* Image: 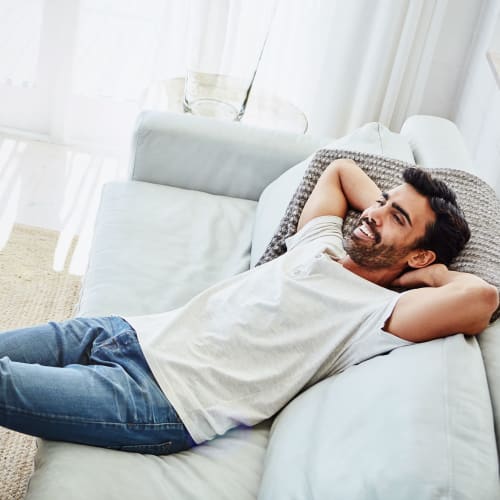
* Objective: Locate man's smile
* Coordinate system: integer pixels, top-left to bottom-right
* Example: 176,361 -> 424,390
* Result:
353,219 -> 381,244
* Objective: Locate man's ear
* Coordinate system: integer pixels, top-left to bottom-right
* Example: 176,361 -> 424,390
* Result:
407,249 -> 436,269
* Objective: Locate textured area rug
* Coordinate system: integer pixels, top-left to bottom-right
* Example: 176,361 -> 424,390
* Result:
0,224 -> 81,500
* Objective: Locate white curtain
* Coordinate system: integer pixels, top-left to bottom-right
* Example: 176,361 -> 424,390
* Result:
257,0 -> 448,136
455,0 -> 500,196
0,0 -> 447,150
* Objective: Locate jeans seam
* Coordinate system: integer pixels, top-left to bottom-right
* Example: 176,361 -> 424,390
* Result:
0,402 -> 184,429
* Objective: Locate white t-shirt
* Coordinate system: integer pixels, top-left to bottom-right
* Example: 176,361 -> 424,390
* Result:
126,216 -> 412,444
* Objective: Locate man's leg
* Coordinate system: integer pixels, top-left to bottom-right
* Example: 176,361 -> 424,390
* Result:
0,316 -> 123,367
0,317 -> 195,454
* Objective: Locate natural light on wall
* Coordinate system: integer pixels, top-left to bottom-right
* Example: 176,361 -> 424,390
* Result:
0,0 -> 43,87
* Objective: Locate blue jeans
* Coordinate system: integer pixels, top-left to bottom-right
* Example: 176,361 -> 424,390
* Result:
0,316 -> 195,455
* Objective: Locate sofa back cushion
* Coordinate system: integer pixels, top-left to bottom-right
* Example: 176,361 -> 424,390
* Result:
78,181 -> 257,317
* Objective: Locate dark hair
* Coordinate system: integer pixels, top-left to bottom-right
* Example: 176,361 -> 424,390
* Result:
402,167 -> 470,265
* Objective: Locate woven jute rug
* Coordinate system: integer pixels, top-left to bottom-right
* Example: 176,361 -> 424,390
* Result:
0,224 -> 81,500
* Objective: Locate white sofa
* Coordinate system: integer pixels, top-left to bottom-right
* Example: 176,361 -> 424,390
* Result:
25,111 -> 500,500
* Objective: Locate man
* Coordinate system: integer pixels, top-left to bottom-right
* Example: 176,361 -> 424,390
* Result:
0,160 -> 497,455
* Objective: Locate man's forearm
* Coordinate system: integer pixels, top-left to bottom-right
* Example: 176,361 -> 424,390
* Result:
298,159 -> 380,229
333,160 -> 381,212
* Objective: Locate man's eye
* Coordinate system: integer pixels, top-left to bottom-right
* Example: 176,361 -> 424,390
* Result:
376,199 -> 385,206
393,214 -> 404,225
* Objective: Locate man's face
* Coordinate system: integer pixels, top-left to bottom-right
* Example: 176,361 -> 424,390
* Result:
343,183 -> 436,269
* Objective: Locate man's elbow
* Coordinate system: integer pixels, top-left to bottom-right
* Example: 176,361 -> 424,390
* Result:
467,284 -> 499,335
483,283 -> 499,316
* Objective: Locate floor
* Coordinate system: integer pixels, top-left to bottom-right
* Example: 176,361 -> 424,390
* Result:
0,131 -> 129,275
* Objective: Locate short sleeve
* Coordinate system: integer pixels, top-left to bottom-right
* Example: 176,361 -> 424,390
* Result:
285,215 -> 346,257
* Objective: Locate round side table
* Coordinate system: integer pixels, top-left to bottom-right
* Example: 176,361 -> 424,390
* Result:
142,77 -> 308,134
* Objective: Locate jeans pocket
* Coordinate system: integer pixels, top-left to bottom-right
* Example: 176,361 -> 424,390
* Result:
92,329 -> 140,364
114,440 -> 173,455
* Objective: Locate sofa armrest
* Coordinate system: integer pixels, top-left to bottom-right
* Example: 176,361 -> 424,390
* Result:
478,318 -> 500,460
400,115 -> 475,172
128,111 -> 327,201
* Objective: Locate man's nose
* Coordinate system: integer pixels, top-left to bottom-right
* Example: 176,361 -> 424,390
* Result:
365,206 -> 382,226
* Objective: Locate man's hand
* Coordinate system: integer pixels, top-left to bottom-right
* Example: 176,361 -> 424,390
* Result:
391,263 -> 448,289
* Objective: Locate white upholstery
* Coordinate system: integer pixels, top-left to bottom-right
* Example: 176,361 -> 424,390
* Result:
129,111 -> 327,201
28,424 -> 270,500
79,181 -> 256,316
400,115 -> 475,173
258,335 -> 498,499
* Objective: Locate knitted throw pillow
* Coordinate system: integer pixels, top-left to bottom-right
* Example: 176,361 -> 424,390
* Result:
255,149 -> 500,322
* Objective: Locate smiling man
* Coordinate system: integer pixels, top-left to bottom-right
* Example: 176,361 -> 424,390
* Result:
0,159 -> 498,455
299,158 -> 498,342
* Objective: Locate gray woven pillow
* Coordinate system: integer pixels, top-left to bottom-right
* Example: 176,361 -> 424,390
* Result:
256,149 -> 500,322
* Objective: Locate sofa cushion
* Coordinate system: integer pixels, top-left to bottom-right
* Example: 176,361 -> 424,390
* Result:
258,335 -> 499,500
250,122 -> 415,266
27,422 -> 270,500
78,181 -> 256,317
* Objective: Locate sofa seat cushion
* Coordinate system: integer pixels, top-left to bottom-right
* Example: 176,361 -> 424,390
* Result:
26,422 -> 270,500
78,181 -> 257,317
258,335 -> 499,500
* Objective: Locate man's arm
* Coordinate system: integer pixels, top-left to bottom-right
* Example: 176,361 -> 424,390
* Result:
386,264 -> 499,342
298,159 -> 381,230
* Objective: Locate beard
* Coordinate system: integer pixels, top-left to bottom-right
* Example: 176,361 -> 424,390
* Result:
343,217 -> 416,269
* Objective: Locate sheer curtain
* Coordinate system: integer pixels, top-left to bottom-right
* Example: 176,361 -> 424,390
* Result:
0,0 -> 447,150
256,0 -> 448,136
455,0 -> 500,196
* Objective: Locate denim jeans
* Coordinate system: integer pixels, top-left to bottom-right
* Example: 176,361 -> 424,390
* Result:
0,316 -> 195,455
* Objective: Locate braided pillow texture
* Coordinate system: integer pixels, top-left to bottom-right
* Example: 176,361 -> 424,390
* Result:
256,149 -> 500,322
